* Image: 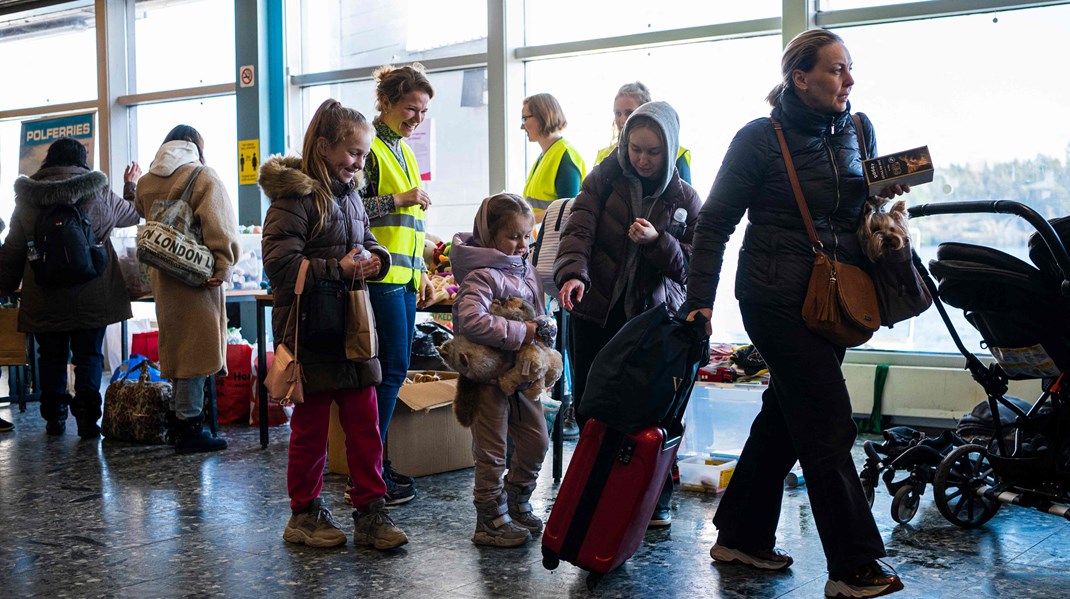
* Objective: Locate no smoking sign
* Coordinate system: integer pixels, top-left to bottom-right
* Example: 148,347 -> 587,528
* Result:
239,65 -> 255,88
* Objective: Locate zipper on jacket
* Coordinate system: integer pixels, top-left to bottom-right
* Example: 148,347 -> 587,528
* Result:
822,128 -> 841,256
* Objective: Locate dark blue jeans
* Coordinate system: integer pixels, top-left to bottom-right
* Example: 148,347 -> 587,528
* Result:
35,327 -> 107,397
368,282 -> 416,445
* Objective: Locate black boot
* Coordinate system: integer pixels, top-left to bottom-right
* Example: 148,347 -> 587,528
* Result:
72,391 -> 103,439
165,410 -> 180,445
40,392 -> 71,436
175,414 -> 227,454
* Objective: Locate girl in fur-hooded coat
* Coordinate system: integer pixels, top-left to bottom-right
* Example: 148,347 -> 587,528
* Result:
258,155 -> 390,392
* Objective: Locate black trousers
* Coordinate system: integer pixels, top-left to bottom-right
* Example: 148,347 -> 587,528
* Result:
712,302 -> 885,575
569,301 -> 673,509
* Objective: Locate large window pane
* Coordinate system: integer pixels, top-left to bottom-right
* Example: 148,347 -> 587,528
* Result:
524,0 -> 780,46
0,4 -> 97,111
836,4 -> 1070,353
297,0 -> 487,74
525,36 -> 782,343
134,0 -> 235,93
134,96 -> 239,215
299,69 -> 489,242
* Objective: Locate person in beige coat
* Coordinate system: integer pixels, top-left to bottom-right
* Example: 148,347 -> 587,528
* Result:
135,125 -> 240,454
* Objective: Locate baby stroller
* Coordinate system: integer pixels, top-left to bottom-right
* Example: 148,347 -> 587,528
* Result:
908,200 -> 1070,528
859,427 -> 964,524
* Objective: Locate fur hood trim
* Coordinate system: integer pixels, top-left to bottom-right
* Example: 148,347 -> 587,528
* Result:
258,154 -> 366,203
14,168 -> 107,208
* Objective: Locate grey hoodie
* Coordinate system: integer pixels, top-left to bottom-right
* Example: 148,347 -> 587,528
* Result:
617,100 -> 681,201
614,101 -> 682,307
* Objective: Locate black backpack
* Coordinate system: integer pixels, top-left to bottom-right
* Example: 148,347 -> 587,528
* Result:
577,303 -> 710,433
29,200 -> 107,286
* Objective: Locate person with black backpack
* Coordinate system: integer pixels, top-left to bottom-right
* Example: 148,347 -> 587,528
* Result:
0,137 -> 140,437
554,101 -> 702,528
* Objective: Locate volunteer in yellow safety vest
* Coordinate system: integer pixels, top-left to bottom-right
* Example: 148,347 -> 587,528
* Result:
592,82 -> 692,185
520,93 -> 586,223
358,63 -> 434,506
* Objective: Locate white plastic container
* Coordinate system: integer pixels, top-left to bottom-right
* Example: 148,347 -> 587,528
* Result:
678,455 -> 736,493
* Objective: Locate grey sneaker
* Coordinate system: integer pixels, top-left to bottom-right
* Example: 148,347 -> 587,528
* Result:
505,481 -> 543,533
473,497 -> 531,547
353,498 -> 409,550
710,543 -> 793,570
283,498 -> 347,548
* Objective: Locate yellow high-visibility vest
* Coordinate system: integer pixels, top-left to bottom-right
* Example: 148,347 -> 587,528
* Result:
594,144 -> 692,170
368,136 -> 425,288
522,138 -> 587,213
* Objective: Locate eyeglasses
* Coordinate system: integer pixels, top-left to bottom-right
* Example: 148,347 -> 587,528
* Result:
521,114 -> 534,123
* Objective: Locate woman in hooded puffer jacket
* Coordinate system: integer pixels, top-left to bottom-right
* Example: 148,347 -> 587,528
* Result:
0,137 -> 139,438
554,100 -> 702,528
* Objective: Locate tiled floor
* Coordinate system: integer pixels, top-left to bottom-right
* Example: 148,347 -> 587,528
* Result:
2,385 -> 1070,598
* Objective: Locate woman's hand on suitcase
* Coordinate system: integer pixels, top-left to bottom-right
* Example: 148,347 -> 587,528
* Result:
687,308 -> 713,337
204,277 -> 223,288
559,279 -> 584,312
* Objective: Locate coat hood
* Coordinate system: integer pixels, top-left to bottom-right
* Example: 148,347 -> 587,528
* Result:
618,100 -> 680,199
257,154 -> 366,202
148,140 -> 202,176
451,232 -> 530,287
14,166 -> 108,208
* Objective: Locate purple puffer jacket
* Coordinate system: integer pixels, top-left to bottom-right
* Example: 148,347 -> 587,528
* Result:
451,232 -> 544,352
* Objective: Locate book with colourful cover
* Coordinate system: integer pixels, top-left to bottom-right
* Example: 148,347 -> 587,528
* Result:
863,146 -> 933,196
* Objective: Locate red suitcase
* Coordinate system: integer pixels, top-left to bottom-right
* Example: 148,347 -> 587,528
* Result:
541,418 -> 681,590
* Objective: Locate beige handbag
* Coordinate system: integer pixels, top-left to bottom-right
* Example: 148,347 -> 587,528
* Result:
345,272 -> 378,362
265,259 -> 309,405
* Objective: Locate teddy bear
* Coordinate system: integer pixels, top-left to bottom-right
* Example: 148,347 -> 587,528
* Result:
439,297 -> 563,426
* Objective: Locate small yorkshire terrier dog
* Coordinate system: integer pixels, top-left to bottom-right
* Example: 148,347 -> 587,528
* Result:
859,198 -> 910,262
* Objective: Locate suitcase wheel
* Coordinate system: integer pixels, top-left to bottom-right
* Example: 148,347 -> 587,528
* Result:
541,547 -> 560,571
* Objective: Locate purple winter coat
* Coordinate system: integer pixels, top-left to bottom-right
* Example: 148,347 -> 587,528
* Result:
451,232 -> 544,352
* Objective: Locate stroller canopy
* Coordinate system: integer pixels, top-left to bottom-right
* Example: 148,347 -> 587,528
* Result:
929,241 -> 1070,377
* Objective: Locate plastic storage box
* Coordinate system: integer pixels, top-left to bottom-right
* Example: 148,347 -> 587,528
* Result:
678,455 -> 736,493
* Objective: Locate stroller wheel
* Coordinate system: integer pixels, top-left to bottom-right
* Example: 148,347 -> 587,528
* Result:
933,444 -> 1002,528
891,485 -> 921,524
861,475 -> 876,509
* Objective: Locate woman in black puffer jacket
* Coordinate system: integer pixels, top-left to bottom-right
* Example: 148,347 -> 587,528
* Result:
685,30 -> 907,598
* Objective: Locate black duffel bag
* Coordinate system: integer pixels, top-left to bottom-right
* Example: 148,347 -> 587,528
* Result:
577,303 -> 710,434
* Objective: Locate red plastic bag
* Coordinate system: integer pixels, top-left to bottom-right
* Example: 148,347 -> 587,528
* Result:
131,331 -> 159,361
250,351 -> 292,427
215,343 -> 253,425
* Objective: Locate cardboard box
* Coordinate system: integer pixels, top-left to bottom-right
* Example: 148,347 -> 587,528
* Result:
863,145 -> 933,196
328,370 -> 473,477
678,455 -> 736,494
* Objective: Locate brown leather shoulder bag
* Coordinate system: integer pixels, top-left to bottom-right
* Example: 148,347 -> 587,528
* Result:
771,117 -> 880,347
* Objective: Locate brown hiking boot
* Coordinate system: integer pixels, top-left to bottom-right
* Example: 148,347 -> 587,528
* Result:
472,496 -> 531,548
505,481 -> 543,533
283,498 -> 347,548
353,498 -> 409,550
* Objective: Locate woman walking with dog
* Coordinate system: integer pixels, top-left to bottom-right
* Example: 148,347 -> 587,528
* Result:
683,29 -> 907,598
